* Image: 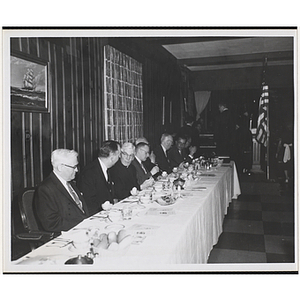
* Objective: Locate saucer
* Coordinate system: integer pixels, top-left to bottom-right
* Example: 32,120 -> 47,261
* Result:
105,224 -> 125,231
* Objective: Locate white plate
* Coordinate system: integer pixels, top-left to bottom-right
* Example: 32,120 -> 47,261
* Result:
156,197 -> 176,206
105,223 -> 125,231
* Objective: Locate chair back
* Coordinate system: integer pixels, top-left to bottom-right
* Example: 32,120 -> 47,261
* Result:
18,188 -> 39,232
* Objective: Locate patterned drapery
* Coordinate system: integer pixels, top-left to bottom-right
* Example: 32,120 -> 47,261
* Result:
104,45 -> 143,144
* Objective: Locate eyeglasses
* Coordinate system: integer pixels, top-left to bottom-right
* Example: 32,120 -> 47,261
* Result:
62,163 -> 79,170
121,151 -> 135,159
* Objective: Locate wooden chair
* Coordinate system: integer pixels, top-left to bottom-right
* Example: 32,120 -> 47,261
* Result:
15,188 -> 58,251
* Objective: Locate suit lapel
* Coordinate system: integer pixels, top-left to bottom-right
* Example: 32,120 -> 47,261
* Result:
163,146 -> 170,163
49,172 -> 73,200
70,181 -> 89,215
49,172 -> 86,215
133,158 -> 145,174
96,159 -> 114,196
96,159 -> 107,181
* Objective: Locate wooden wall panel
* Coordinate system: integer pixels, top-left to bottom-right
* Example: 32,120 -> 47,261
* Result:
11,37 -> 106,203
10,37 -> 183,242
142,57 -> 182,147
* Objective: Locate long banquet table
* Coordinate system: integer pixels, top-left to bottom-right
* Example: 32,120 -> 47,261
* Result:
11,162 -> 240,272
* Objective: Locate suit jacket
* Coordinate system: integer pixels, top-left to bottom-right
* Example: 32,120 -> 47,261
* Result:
143,157 -> 156,173
214,109 -> 235,156
153,144 -> 172,174
34,172 -> 88,233
131,158 -> 152,185
109,160 -> 140,200
77,159 -> 114,216
168,146 -> 192,168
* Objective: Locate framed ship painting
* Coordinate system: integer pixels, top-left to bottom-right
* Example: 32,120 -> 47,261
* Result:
11,50 -> 50,112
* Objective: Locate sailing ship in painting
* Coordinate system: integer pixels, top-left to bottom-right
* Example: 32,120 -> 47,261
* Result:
11,63 -> 46,109
22,68 -> 37,91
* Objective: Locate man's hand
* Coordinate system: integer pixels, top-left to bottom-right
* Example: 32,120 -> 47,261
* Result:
150,166 -> 159,175
189,146 -> 197,156
140,177 -> 154,190
149,151 -> 156,164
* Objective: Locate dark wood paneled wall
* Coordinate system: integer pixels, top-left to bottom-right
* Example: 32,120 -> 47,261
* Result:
11,37 -> 106,204
10,36 -> 183,208
143,57 -> 183,147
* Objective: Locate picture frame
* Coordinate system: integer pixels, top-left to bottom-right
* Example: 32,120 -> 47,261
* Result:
11,50 -> 50,113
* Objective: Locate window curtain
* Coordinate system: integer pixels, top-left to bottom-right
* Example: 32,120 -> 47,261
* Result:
194,91 -> 211,120
104,45 -> 143,144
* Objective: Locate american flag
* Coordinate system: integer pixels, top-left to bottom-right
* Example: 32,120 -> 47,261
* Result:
255,84 -> 269,147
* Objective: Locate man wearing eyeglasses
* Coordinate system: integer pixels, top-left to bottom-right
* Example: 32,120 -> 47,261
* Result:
168,134 -> 195,168
131,142 -> 159,186
78,140 -> 121,216
34,149 -> 89,233
109,142 -> 140,200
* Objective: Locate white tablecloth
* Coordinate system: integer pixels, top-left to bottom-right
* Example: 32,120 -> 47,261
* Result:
10,163 -> 240,272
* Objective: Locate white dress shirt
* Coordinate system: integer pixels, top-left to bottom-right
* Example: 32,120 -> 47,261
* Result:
98,157 -> 108,181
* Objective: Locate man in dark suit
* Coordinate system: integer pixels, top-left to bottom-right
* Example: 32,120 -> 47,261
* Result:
168,134 -> 195,168
34,149 -> 89,233
134,137 -> 157,172
214,102 -> 235,157
131,142 -> 159,186
109,142 -> 140,200
153,133 -> 173,174
78,140 -> 120,216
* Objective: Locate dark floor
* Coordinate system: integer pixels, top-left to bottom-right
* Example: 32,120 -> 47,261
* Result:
208,172 -> 295,264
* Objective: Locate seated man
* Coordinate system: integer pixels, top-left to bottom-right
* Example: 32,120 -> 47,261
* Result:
131,142 -> 159,186
34,149 -> 89,233
168,134 -> 196,168
135,137 -> 157,171
153,133 -> 173,174
78,140 -> 120,216
109,142 -> 140,200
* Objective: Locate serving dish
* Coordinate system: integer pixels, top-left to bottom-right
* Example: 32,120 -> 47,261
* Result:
156,195 -> 176,206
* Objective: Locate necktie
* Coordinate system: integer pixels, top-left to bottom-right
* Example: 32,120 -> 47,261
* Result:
67,182 -> 84,213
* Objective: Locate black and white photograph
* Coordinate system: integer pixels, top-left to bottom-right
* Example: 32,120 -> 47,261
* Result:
2,27 -> 297,276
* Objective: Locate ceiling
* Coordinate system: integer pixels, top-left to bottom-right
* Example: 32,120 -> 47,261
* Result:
136,36 -> 294,90
50,35 -> 295,90
149,36 -> 294,72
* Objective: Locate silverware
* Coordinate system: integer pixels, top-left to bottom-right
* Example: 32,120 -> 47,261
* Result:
46,240 -> 73,248
89,215 -> 108,220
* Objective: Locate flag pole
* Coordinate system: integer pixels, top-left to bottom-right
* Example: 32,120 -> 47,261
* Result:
266,89 -> 270,180
263,57 -> 270,180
